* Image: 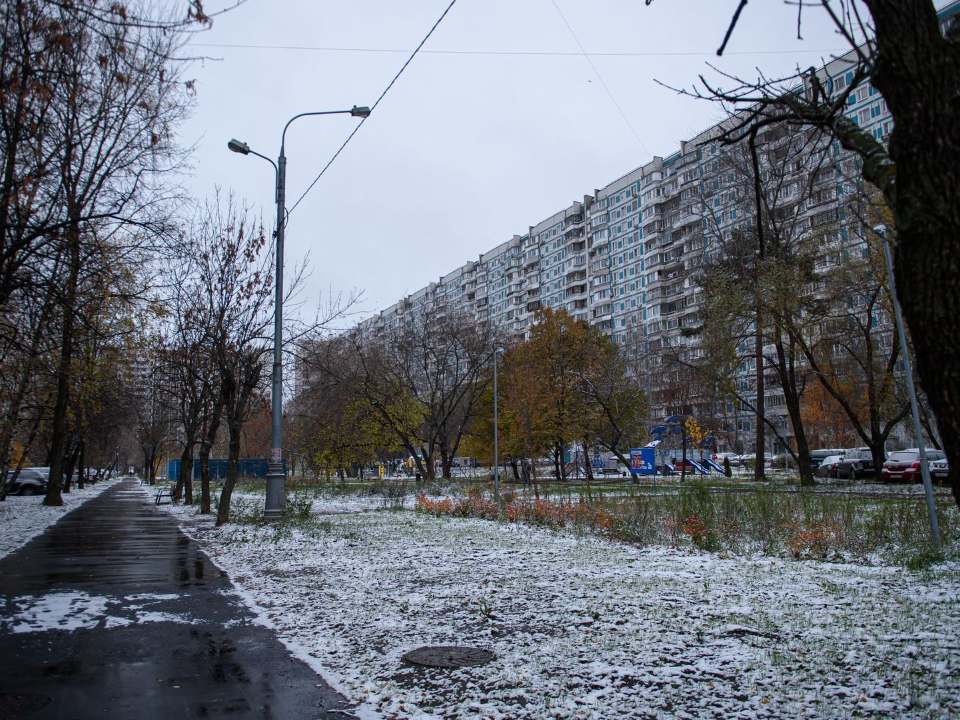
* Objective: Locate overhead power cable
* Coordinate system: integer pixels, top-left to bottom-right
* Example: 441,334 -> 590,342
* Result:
287,0 -> 459,217
549,0 -> 650,158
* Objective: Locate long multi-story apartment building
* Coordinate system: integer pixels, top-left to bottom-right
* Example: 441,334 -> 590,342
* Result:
357,1 -> 959,449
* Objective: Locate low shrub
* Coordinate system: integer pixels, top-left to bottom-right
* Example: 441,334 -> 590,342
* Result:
414,483 -> 959,565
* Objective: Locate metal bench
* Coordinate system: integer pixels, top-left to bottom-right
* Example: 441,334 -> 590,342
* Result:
154,486 -> 175,505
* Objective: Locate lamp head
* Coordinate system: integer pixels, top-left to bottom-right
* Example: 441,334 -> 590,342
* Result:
350,106 -> 372,118
227,139 -> 251,155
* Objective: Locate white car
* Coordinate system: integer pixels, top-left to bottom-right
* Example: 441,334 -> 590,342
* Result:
818,454 -> 844,478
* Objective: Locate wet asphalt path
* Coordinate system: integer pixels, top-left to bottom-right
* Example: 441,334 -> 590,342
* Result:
0,480 -> 349,719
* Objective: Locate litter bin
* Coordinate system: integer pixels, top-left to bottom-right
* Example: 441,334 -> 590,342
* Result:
415,472 -> 422,480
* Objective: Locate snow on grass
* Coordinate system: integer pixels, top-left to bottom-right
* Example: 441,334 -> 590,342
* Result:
158,491 -> 960,719
0,479 -> 121,560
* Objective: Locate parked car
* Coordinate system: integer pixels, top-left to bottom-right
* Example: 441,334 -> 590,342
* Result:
3,468 -> 48,496
809,449 -> 845,466
835,447 -> 884,479
817,454 -> 844,478
736,453 -> 756,467
711,452 -> 739,466
881,449 -> 949,483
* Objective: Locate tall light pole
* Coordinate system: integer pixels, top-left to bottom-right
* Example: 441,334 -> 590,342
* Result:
493,347 -> 503,503
874,224 -> 941,549
228,105 -> 370,521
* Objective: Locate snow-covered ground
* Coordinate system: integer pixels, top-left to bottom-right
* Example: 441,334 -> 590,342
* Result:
0,479 -> 121,560
156,490 -> 960,719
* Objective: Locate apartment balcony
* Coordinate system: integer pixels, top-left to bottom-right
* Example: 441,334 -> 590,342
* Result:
661,252 -> 684,271
676,208 -> 699,228
563,226 -> 585,240
658,300 -> 680,316
570,240 -> 586,253
526,299 -> 541,313
566,283 -> 587,297
507,283 -> 524,295
589,242 -> 609,257
590,273 -> 611,288
592,304 -> 612,321
643,219 -> 664,237
566,269 -> 587,283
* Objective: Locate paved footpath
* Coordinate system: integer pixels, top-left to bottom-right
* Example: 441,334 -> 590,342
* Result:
0,480 -> 349,719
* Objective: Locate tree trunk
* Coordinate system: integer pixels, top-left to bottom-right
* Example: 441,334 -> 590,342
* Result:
45,229 -> 81,507
145,447 -> 157,486
583,439 -> 595,503
175,444 -> 194,503
198,401 -> 222,515
754,328 -> 766,482
681,430 -> 688,482
216,428 -> 242,527
775,339 -> 814,486
855,0 -> 960,508
62,443 -> 81,494
199,442 -> 213,514
77,440 -> 85,490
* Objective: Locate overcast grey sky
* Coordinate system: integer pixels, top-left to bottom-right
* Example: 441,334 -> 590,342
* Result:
180,0 -> 852,323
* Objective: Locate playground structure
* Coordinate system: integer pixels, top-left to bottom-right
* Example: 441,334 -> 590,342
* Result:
643,415 -> 726,477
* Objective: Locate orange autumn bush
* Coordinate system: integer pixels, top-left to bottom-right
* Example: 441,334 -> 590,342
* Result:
416,492 -> 623,538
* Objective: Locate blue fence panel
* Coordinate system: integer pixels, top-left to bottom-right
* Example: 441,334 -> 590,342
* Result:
165,458 -> 284,480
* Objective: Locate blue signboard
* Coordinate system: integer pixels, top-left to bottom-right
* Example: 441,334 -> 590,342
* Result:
630,447 -> 656,475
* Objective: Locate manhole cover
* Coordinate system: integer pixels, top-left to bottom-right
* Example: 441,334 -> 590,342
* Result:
402,646 -> 496,669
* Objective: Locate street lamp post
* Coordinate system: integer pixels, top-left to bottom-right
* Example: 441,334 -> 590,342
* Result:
493,347 -> 504,503
228,105 -> 370,521
874,224 -> 942,549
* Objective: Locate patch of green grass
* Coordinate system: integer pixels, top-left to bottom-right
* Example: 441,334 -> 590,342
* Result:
900,545 -> 945,571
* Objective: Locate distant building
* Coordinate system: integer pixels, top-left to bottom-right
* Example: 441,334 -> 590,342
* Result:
357,2 -> 959,451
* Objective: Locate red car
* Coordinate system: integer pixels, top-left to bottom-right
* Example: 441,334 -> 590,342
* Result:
881,449 -> 948,483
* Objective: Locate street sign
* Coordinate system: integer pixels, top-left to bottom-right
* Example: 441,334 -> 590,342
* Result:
630,447 -> 655,475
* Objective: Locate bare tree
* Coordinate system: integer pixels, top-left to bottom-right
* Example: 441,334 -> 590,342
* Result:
666,0 -> 960,505
348,304 -> 496,480
185,196 -> 272,525
36,1 -> 193,506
